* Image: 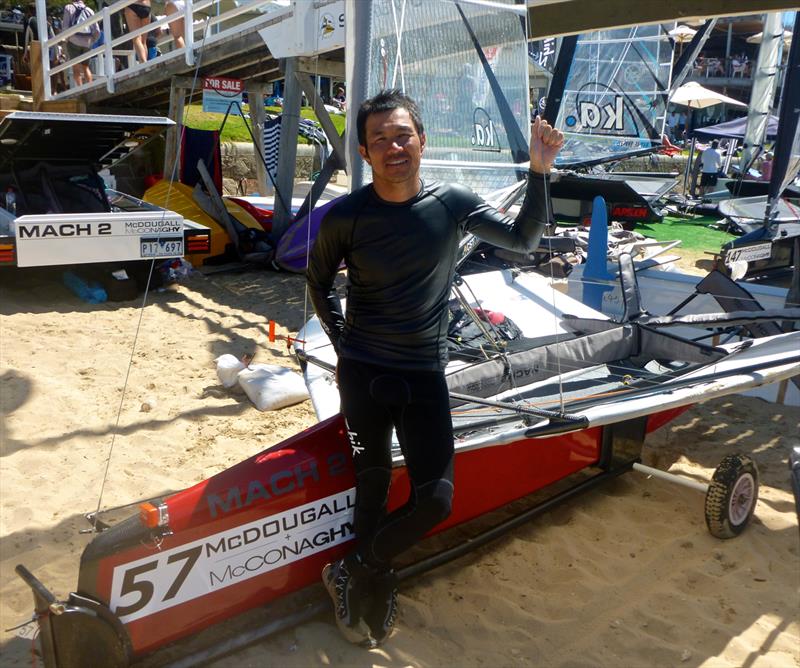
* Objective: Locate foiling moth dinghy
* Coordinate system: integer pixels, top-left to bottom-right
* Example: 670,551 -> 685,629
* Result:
15,263 -> 800,668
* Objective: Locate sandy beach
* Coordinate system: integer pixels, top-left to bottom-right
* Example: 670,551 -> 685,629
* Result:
1,261 -> 798,668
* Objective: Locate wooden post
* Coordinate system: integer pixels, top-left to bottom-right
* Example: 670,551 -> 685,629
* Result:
35,0 -> 50,100
30,41 -> 44,111
246,81 -> 269,195
272,57 -> 301,238
164,77 -> 189,179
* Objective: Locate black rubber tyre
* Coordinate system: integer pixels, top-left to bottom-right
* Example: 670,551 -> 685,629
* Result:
704,453 -> 759,539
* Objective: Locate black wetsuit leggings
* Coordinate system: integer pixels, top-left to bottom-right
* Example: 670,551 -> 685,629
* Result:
337,357 -> 454,570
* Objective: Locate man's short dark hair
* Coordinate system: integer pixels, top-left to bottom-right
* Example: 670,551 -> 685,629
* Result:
711,140 -> 719,149
357,89 -> 425,147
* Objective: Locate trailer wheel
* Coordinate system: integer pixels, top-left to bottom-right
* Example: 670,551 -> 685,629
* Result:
705,454 -> 759,539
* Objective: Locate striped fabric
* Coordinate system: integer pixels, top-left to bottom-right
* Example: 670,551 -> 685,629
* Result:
263,116 -> 281,180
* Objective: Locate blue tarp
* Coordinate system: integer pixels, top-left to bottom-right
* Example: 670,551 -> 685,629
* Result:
691,114 -> 780,140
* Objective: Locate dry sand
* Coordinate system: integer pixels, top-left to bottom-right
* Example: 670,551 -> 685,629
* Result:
1,260 -> 798,668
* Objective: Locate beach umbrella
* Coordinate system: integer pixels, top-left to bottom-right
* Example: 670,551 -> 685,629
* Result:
669,81 -> 747,109
668,25 -> 697,42
668,24 -> 697,57
746,29 -> 793,46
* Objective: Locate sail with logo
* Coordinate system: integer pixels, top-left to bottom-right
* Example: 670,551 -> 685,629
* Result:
553,25 -> 673,168
347,0 -> 530,198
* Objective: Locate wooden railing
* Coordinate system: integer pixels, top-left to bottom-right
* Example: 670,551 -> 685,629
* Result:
34,0 -> 290,100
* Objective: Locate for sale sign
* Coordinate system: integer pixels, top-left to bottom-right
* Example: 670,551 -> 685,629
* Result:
202,77 -> 244,115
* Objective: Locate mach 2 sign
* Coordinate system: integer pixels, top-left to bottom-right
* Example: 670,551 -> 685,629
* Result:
14,212 -> 185,267
202,77 -> 244,115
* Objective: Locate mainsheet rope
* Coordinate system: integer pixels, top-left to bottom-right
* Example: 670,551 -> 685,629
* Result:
91,18 -> 212,531
525,4 -> 567,415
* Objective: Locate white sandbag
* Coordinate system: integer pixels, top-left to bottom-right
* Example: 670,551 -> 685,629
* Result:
238,364 -> 309,411
215,354 -> 246,388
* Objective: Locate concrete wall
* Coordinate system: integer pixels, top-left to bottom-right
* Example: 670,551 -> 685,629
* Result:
108,140 -> 323,198
613,154 -> 689,173
220,142 -> 322,195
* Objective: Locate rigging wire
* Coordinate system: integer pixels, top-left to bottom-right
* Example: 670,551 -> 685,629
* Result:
300,49 -> 326,361
526,6 -> 566,415
91,17 -> 212,531
390,0 -> 408,91
452,281 -> 506,358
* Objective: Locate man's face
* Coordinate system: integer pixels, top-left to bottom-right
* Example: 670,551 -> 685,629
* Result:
359,107 -> 425,190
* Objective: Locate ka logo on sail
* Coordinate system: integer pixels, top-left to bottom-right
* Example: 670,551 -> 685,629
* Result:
567,96 -> 625,132
471,108 -> 501,152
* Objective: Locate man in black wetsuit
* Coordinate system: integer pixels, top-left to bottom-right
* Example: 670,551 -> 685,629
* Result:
307,89 -> 563,647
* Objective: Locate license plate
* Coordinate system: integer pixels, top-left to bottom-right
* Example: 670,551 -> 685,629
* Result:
140,238 -> 184,258
726,242 -> 772,264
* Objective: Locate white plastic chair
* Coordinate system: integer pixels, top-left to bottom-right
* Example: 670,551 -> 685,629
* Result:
731,60 -> 747,78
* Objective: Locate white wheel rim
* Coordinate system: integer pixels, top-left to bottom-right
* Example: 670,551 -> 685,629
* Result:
729,472 -> 755,526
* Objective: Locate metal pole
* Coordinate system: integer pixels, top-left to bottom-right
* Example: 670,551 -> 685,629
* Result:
184,0 -> 194,66
632,463 -> 709,493
346,0 -> 371,189
102,6 -> 114,93
726,21 -> 733,65
683,135 -> 696,198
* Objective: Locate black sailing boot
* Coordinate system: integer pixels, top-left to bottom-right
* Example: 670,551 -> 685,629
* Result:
322,553 -> 373,645
363,568 -> 399,646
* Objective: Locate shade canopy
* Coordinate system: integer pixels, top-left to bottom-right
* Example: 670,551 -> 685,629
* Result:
690,114 -> 780,140
746,29 -> 792,45
669,81 -> 747,109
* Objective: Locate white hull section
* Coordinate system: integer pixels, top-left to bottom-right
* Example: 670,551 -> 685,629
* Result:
297,270 -> 800,426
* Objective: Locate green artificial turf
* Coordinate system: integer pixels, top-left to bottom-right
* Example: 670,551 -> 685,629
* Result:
637,215 -> 736,253
183,104 -> 346,143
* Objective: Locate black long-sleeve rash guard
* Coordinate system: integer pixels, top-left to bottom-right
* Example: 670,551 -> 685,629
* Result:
306,172 -> 550,371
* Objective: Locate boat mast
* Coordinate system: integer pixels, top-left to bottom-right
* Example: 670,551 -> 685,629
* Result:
542,35 -> 578,125
764,12 -> 800,223
345,0 -> 372,191
740,12 -> 785,173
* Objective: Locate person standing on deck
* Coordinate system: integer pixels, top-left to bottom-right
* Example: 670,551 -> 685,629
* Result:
306,89 -> 563,647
